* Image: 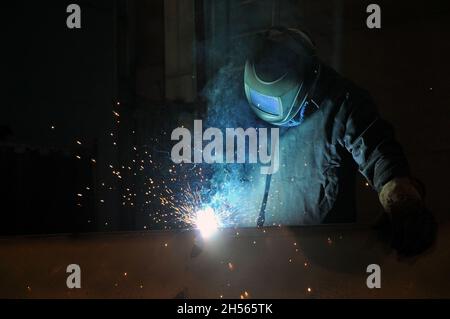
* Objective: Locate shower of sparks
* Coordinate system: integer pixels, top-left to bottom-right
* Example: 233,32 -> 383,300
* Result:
60,100 -> 258,233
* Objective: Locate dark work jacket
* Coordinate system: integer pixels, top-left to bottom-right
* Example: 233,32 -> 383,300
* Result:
240,64 -> 410,226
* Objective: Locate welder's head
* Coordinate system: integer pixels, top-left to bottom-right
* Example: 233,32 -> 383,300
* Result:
244,27 -> 320,127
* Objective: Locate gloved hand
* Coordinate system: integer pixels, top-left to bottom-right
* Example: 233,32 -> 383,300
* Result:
388,201 -> 437,256
377,177 -> 437,257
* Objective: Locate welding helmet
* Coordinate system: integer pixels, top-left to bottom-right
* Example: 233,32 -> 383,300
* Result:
244,27 -> 320,127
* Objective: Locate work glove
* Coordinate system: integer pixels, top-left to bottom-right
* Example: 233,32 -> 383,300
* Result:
388,200 -> 437,256
377,177 -> 437,257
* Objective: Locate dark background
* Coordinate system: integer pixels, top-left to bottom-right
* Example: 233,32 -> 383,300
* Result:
1,0 -> 449,235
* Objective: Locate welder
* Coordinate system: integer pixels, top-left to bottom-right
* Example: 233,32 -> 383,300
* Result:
243,27 -> 436,256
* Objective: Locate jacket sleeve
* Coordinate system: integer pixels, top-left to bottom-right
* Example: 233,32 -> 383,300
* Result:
337,89 -> 410,192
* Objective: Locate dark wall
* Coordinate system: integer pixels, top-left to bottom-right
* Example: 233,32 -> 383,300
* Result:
1,1 -> 118,234
3,1 -> 115,149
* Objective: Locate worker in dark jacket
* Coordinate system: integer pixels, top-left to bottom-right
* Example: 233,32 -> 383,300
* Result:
242,27 -> 436,256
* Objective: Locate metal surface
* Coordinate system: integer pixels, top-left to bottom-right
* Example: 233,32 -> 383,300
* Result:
1,223 -> 449,298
